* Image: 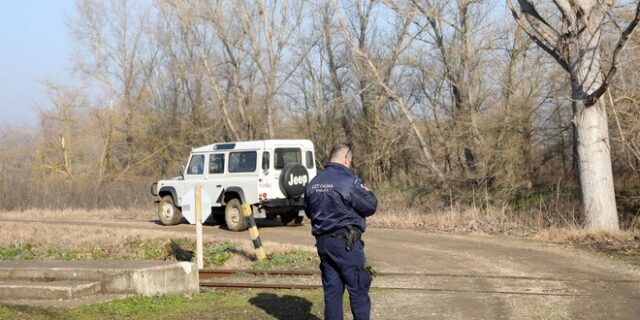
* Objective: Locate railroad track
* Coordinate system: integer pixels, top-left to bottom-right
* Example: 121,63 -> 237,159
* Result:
198,269 -> 640,298
199,269 -> 321,290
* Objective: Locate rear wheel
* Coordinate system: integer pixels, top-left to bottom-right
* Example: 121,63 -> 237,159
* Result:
281,211 -> 304,226
158,195 -> 182,225
225,198 -> 248,231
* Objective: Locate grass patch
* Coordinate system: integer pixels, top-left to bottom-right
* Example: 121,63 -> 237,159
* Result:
0,238 -> 236,268
205,241 -> 234,266
0,239 -> 321,270
0,246 -> 27,261
254,251 -> 319,271
0,289 -> 325,320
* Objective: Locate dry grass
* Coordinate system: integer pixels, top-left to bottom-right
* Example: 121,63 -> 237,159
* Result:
0,208 -> 155,221
0,221 -> 166,249
0,171 -> 154,211
368,204 -> 575,237
369,186 -> 589,235
535,228 -> 639,243
534,228 -> 640,265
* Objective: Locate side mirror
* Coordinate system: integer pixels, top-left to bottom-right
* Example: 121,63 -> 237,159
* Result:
180,164 -> 185,177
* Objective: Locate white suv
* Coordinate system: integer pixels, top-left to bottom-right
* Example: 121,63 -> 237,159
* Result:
151,139 -> 317,231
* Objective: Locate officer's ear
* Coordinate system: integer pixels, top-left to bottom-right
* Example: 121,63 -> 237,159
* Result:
344,154 -> 352,168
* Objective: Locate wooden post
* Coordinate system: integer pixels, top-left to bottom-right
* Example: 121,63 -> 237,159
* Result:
242,203 -> 266,262
195,184 -> 204,270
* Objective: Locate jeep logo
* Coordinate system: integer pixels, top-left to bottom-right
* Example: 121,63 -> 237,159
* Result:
287,174 -> 308,187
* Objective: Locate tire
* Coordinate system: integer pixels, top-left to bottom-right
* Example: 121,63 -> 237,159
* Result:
279,163 -> 309,198
158,195 -> 182,225
225,198 -> 248,231
281,211 -> 304,226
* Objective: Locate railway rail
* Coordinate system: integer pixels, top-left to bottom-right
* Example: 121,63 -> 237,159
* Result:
199,269 -> 640,283
198,269 -> 640,298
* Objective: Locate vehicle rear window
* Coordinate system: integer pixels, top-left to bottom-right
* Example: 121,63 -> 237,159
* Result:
306,151 -> 314,169
229,151 -> 257,173
274,148 -> 301,169
187,154 -> 205,175
209,153 -> 225,174
262,151 -> 270,170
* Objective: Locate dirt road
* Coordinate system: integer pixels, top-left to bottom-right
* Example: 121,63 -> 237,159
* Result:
3,216 -> 640,319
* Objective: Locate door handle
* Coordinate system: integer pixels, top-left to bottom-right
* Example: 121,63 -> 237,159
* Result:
216,185 -> 222,188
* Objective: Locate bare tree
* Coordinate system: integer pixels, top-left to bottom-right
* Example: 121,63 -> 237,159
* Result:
70,0 -> 161,181
334,1 -> 446,183
36,83 -> 86,183
507,0 -> 640,230
231,0 -> 307,138
192,0 -> 257,140
413,0 -> 484,180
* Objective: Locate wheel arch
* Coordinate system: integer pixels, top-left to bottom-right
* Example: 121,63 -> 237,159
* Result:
223,187 -> 246,204
159,187 -> 179,206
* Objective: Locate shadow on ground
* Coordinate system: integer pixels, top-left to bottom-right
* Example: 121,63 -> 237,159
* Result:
249,292 -> 320,320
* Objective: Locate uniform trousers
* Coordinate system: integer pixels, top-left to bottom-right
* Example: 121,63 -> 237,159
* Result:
316,235 -> 371,320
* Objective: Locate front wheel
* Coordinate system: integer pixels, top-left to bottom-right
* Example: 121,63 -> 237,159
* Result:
158,195 -> 182,225
225,198 -> 248,231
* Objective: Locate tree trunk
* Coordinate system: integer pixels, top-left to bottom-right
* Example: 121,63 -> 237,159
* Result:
573,99 -> 619,230
571,27 -> 619,231
395,98 -> 445,183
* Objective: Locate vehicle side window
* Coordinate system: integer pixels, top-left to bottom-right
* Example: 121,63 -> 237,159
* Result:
187,154 -> 205,175
274,148 -> 301,169
305,151 -> 314,169
209,153 -> 225,174
229,151 -> 257,173
262,151 -> 270,170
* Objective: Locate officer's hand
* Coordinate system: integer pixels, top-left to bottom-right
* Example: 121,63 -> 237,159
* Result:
355,179 -> 370,192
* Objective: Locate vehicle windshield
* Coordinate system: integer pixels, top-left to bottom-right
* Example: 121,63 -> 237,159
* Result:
187,154 -> 205,175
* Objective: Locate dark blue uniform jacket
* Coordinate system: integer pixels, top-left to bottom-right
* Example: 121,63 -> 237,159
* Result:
305,163 -> 378,236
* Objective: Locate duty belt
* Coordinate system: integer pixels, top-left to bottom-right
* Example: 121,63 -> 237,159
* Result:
317,225 -> 362,251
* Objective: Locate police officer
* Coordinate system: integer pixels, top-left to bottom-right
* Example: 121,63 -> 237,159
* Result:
305,142 -> 378,320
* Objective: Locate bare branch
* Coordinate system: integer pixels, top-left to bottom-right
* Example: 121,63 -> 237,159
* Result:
551,0 -> 576,29
586,1 -> 640,106
507,0 -> 570,71
517,0 -> 562,42
113,145 -> 168,182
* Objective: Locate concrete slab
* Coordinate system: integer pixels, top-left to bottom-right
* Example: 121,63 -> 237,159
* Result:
0,260 -> 199,297
0,280 -> 100,300
0,293 -> 132,308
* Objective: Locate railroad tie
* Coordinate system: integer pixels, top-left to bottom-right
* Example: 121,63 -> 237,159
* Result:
242,202 -> 267,262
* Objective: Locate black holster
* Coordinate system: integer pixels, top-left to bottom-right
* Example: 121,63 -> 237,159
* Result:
344,225 -> 362,251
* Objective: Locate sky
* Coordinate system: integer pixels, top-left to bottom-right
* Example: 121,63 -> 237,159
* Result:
0,0 -> 76,128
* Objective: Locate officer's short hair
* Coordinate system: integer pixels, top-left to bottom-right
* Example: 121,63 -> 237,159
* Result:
329,142 -> 352,160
